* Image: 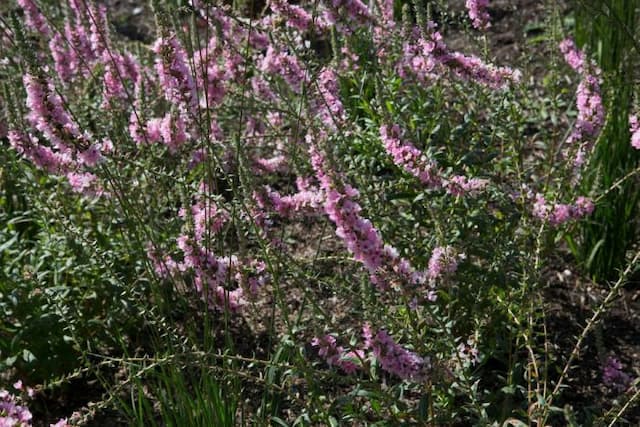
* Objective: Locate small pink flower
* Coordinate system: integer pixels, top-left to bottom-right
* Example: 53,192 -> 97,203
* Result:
379,124 -> 441,187
311,335 -> 363,374
50,418 -> 69,427
630,114 -> 640,149
574,196 -> 594,217
78,144 -> 103,166
457,338 -> 480,365
269,0 -> 314,31
465,0 -> 491,30
371,330 -> 428,381
428,246 -> 458,280
559,38 -> 586,72
602,356 -> 631,392
549,204 -> 572,225
18,0 -> 50,36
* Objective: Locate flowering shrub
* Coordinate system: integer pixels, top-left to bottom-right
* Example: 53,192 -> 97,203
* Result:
0,0 -> 638,425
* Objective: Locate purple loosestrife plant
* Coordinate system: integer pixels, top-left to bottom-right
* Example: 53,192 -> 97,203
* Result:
268,0 -> 316,32
4,0 -> 637,424
16,0 -> 50,37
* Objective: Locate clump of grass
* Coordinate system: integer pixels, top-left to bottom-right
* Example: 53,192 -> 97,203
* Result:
573,0 -> 640,281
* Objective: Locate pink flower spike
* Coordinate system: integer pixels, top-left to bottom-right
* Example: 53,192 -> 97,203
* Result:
465,0 -> 491,30
427,246 -> 458,280
311,335 -> 363,374
559,38 -> 586,73
269,0 -> 313,31
18,0 -> 50,36
78,144 -> 103,166
379,124 -> 441,188
371,329 -> 428,381
630,114 -> 640,149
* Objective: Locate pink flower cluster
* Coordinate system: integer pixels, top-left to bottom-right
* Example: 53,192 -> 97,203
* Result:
269,0 -> 315,32
465,0 -> 491,30
574,75 -> 604,140
379,124 -> 487,196
427,246 -> 459,280
0,389 -> 32,427
7,130 -> 70,174
17,0 -> 50,36
46,0 -> 111,85
316,68 -> 346,129
12,74 -> 105,195
398,24 -> 520,89
559,39 -> 604,168
255,179 -> 324,218
153,34 -> 198,116
146,114 -> 189,153
102,51 -> 140,108
323,0 -> 373,34
311,335 -> 364,374
261,47 -> 308,93
602,356 -> 631,392
253,155 -> 288,174
24,74 -> 82,153
313,325 -> 429,381
629,114 -> 640,149
397,26 -> 445,84
178,185 -> 229,243
366,327 -> 428,381
193,37 -> 228,108
379,124 -> 441,187
443,51 -> 521,89
309,143 -> 425,287
126,10 -> 255,155
0,381 -> 69,427
445,175 -> 488,197
176,236 -> 246,312
128,74 -> 190,152
148,185 -> 269,311
559,38 -> 587,73
533,194 -> 594,226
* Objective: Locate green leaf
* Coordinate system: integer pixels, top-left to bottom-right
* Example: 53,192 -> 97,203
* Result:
22,349 -> 36,363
